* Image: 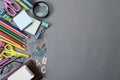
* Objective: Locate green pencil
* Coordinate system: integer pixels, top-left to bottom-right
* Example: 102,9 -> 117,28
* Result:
0,28 -> 25,44
0,26 -> 25,43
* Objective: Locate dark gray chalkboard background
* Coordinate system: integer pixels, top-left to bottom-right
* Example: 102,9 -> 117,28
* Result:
0,0 -> 120,80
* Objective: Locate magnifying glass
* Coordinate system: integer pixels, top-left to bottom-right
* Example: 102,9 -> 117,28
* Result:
33,1 -> 49,18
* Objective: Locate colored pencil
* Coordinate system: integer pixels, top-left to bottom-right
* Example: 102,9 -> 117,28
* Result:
0,20 -> 29,39
0,25 -> 25,43
0,31 -> 25,47
0,36 -> 25,50
0,25 -> 25,40
0,38 -> 25,50
0,28 -> 25,44
0,18 -> 29,38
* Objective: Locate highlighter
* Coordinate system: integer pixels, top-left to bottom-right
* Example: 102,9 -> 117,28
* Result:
22,0 -> 33,8
16,0 -> 30,10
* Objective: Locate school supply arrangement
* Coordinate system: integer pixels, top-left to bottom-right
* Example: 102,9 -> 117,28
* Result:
0,0 -> 51,80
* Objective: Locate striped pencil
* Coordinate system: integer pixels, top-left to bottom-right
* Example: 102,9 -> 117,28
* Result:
0,18 -> 29,38
0,38 -> 25,50
0,36 -> 26,50
0,31 -> 25,47
0,20 -> 29,39
0,26 -> 25,43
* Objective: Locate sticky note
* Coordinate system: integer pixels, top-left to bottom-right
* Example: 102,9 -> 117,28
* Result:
24,17 -> 41,35
8,65 -> 34,80
13,10 -> 33,30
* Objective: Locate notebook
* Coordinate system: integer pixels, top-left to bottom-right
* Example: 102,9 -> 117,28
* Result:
8,65 -> 34,80
13,10 -> 33,30
24,17 -> 41,35
1,60 -> 43,80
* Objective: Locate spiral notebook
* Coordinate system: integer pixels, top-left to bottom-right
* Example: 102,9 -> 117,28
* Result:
8,65 -> 34,80
2,60 -> 42,80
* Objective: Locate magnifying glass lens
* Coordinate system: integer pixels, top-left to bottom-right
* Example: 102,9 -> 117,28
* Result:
33,2 -> 49,18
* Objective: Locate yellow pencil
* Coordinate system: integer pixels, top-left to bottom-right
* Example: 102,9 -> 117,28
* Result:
0,37 -> 26,50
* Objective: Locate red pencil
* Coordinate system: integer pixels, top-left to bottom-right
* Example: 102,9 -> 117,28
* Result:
0,31 -> 25,47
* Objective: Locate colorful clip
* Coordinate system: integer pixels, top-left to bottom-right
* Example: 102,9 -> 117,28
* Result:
35,32 -> 41,40
41,21 -> 49,29
0,8 -> 6,16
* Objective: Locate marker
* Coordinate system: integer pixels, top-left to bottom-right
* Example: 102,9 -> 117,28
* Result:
16,0 -> 30,10
0,58 -> 10,66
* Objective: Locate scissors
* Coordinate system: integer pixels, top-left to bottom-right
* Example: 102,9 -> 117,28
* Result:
1,44 -> 29,59
3,0 -> 21,17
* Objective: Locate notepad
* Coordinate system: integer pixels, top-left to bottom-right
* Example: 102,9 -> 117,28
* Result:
13,10 -> 33,30
24,17 -> 41,35
8,65 -> 34,80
